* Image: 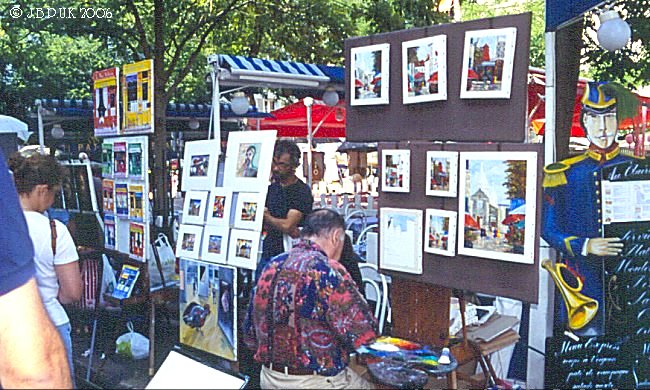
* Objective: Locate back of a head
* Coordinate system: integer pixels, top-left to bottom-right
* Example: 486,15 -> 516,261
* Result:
301,208 -> 345,239
273,139 -> 301,168
7,152 -> 64,194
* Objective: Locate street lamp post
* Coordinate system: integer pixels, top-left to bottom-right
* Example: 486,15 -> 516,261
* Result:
304,96 -> 314,189
208,54 -> 221,145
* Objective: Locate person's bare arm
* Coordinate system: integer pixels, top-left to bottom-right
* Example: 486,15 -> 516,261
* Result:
0,278 -> 72,388
55,261 -> 82,304
263,208 -> 304,238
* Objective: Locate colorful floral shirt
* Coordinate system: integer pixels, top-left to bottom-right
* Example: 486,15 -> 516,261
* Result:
245,239 -> 378,376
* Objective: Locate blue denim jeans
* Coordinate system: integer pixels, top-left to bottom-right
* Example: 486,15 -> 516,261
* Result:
56,322 -> 76,388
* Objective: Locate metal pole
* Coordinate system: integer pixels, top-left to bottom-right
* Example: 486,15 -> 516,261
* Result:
304,97 -> 314,189
37,100 -> 45,155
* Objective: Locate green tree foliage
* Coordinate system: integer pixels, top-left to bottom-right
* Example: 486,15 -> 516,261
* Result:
359,0 -> 450,34
503,160 -> 526,200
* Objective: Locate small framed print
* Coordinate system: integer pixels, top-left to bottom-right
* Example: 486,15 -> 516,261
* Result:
104,215 -> 116,250
182,190 -> 209,225
424,209 -> 457,257
129,222 -> 145,261
101,143 -> 113,177
206,187 -> 234,226
402,35 -> 447,104
460,27 -> 517,99
128,184 -> 144,221
176,224 -> 204,260
200,225 -> 230,264
227,228 -> 260,270
102,179 -> 115,214
223,130 -> 276,192
425,151 -> 458,197
128,142 -> 144,178
181,139 -> 220,191
382,149 -> 410,193
351,43 -> 390,106
113,141 -> 127,177
233,191 -> 266,232
115,182 -> 129,217
380,208 -> 423,274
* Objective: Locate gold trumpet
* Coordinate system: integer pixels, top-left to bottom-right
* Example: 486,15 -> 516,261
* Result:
542,260 -> 599,330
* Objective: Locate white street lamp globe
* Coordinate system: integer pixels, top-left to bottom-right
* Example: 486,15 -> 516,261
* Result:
51,124 -> 65,139
322,88 -> 339,107
230,92 -> 249,115
597,10 -> 631,52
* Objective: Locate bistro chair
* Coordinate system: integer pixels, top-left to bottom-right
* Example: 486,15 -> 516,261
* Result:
359,263 -> 389,334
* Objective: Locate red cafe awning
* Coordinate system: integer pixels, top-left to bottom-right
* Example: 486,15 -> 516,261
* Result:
465,214 -> 480,230
256,98 -> 346,138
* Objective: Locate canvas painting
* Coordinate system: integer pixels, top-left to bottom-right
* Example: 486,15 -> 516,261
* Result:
425,151 -> 458,197
380,208 -> 423,274
402,35 -> 447,104
115,182 -> 129,217
181,139 -> 220,192
92,67 -> 120,137
128,184 -> 144,221
424,209 -> 457,256
200,225 -> 230,264
104,215 -> 116,250
102,179 -> 115,214
460,27 -> 517,99
206,187 -> 234,226
350,43 -> 390,106
128,142 -> 144,178
113,141 -> 127,177
102,143 -> 113,177
458,151 -> 537,264
223,130 -> 276,192
227,228 -> 260,270
176,224 -> 204,260
382,149 -> 410,193
129,222 -> 145,261
121,59 -> 154,134
179,259 -> 237,360
183,190 -> 209,226
233,191 -> 266,232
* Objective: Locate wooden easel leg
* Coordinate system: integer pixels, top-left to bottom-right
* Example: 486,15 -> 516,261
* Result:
446,369 -> 457,389
149,301 -> 155,376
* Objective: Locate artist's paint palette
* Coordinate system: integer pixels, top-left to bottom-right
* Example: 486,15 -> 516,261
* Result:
369,342 -> 400,352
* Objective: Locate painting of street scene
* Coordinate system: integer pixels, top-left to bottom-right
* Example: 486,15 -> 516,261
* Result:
426,151 -> 458,197
402,35 -> 447,104
458,152 -> 537,264
351,43 -> 389,105
382,149 -> 410,193
460,27 -> 516,99
179,259 -> 237,360
424,209 -> 457,256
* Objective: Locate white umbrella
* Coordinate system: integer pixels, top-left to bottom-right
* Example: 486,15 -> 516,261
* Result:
0,115 -> 32,142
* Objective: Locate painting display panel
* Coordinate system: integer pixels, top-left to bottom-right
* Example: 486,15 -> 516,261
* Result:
424,209 -> 457,256
223,130 -> 276,192
200,226 -> 230,264
425,151 -> 458,197
379,208 -> 423,274
227,228 -> 260,270
402,35 -> 447,104
351,43 -> 390,106
233,191 -> 266,232
179,259 -> 237,360
382,149 -> 410,193
206,188 -> 234,227
181,139 -> 220,191
182,190 -> 209,225
176,224 -> 204,260
458,151 -> 537,264
460,27 -> 517,99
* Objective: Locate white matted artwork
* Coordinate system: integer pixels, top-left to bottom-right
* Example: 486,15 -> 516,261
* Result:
425,151 -> 458,197
382,149 -> 410,193
458,151 -> 537,264
402,35 -> 447,104
460,27 -> 517,99
227,228 -> 260,270
181,139 -> 220,191
350,43 -> 390,106
183,190 -> 209,225
379,208 -> 423,274
233,191 -> 266,232
424,209 -> 457,257
223,131 -> 276,192
176,224 -> 204,260
206,187 -> 234,226
200,225 -> 230,264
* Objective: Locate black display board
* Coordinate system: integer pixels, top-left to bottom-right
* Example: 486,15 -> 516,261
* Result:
345,13 -> 531,143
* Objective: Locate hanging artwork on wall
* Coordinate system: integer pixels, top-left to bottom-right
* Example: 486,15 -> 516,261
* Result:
182,190 -> 209,225
350,43 -> 390,106
223,130 -> 276,192
380,208 -> 423,274
424,209 -> 457,256
425,151 -> 458,197
227,228 -> 260,270
206,187 -> 234,226
93,67 -> 121,136
381,149 -> 410,193
460,27 -> 517,99
129,222 -> 145,261
179,259 -> 237,360
200,225 -> 230,264
181,139 -> 220,192
458,151 -> 537,264
128,184 -> 144,221
402,35 -> 447,104
176,224 -> 204,260
233,191 -> 266,232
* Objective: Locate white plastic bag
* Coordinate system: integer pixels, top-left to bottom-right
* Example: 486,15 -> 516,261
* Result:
99,254 -> 117,306
115,321 -> 150,360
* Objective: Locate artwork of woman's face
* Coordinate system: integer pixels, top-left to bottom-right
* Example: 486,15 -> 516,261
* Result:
246,146 -> 256,160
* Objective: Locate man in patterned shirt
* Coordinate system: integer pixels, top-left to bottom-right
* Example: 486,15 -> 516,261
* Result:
246,208 -> 378,389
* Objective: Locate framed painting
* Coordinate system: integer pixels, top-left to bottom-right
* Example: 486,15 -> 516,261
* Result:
128,184 -> 144,222
425,151 -> 458,197
381,149 -> 410,193
424,209 -> 457,256
129,222 -> 145,261
104,215 -> 116,250
380,208 -> 423,274
206,187 -> 234,226
402,35 -> 447,104
460,27 -> 517,99
200,225 -> 230,264
227,229 -> 260,270
102,179 -> 115,214
233,191 -> 266,232
113,141 -> 127,178
458,151 -> 537,264
101,142 -> 113,177
176,224 -> 204,260
181,139 -> 220,192
350,43 -> 390,106
223,130 -> 276,192
182,190 -> 209,225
